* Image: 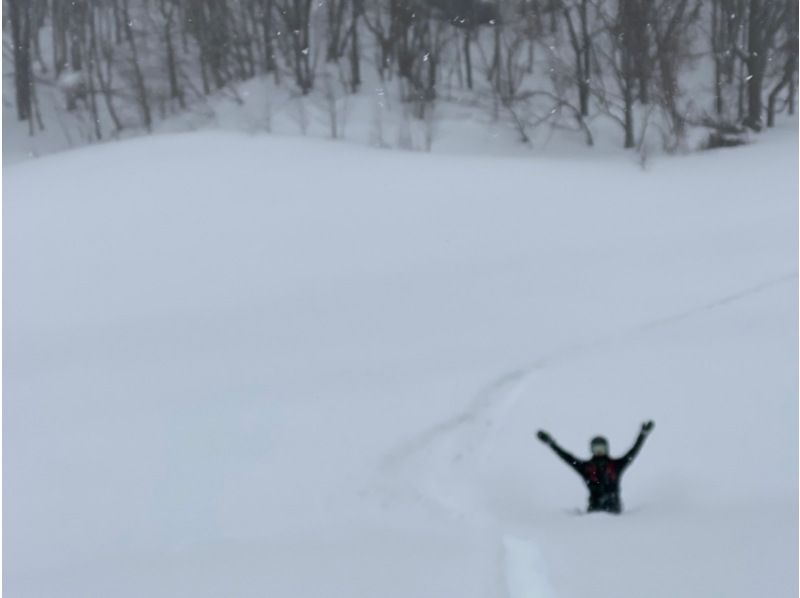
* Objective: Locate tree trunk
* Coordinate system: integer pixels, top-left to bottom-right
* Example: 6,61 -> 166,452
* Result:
262,0 -> 277,72
742,0 -> 787,130
8,0 -> 33,122
564,2 -> 590,117
743,58 -> 765,130
350,0 -> 362,92
165,21 -> 185,108
122,0 -> 152,130
623,82 -> 635,148
712,0 -> 723,114
463,28 -> 473,90
767,52 -> 796,126
579,0 -> 591,116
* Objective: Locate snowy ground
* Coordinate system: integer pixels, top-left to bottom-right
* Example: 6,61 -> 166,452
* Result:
2,69 -> 719,166
4,123 -> 798,597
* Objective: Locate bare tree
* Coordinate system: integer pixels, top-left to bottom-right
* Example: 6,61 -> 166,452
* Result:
560,0 -> 593,117
276,0 -> 316,94
737,0 -> 788,130
8,0 -> 34,122
122,0 -> 153,130
594,0 -> 639,148
650,0 -> 701,150
766,0 -> 797,127
349,0 -> 362,91
186,0 -> 232,91
710,0 -> 746,117
6,0 -> 795,149
362,0 -> 395,80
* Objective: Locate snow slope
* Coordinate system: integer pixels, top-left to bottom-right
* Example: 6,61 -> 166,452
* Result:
4,125 -> 798,597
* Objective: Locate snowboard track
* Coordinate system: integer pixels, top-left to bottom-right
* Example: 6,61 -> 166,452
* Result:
372,272 -> 796,598
374,272 -> 797,514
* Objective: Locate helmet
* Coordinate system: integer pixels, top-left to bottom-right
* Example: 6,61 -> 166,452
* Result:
590,436 -> 609,457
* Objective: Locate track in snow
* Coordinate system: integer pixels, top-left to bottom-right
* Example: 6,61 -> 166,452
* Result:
371,272 -> 796,597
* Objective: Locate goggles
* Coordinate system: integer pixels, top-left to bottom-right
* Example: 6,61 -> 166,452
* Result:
591,442 -> 608,456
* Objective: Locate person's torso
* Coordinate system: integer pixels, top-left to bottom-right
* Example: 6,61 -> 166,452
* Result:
582,457 -> 621,496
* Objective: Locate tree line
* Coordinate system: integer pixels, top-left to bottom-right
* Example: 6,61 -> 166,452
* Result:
6,0 -> 798,149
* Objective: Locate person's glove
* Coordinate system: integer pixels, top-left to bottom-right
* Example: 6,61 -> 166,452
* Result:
536,430 -> 552,445
641,420 -> 655,434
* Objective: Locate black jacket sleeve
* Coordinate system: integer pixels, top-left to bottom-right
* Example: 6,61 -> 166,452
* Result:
548,441 -> 585,475
618,431 -> 648,471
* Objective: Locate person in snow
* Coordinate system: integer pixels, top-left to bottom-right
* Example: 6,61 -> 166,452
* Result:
536,421 -> 654,514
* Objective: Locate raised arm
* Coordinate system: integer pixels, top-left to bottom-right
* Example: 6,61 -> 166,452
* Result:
618,421 -> 655,470
536,430 -> 584,474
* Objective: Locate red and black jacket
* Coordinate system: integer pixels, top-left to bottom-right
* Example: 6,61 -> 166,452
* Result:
548,432 -> 647,513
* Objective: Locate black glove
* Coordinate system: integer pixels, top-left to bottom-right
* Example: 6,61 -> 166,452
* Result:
641,420 -> 655,434
536,430 -> 552,444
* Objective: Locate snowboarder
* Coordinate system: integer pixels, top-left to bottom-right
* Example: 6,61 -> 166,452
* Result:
536,421 -> 654,514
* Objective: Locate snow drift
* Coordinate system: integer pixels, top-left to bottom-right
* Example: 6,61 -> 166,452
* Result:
4,126 -> 798,598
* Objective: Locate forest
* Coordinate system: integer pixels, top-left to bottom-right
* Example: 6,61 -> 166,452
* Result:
6,0 -> 798,152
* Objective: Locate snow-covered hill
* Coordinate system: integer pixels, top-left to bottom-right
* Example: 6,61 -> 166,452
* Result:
4,125 -> 797,597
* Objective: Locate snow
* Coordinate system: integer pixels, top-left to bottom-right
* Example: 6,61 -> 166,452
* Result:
504,535 -> 557,598
1,69 -> 707,167
4,123 -> 798,597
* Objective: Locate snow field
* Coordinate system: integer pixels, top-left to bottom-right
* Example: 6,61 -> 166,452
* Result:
4,124 -> 797,597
